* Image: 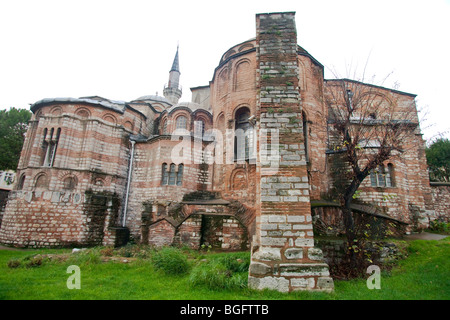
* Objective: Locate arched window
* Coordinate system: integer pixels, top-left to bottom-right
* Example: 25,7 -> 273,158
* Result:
34,174 -> 48,190
386,164 -> 395,187
216,113 -> 225,133
75,108 -> 90,119
176,116 -> 187,130
17,174 -> 25,190
161,163 -> 183,186
162,119 -> 168,135
194,119 -> 205,137
168,163 -> 177,185
41,128 -> 48,166
177,164 -> 184,186
63,176 -> 77,191
302,111 -> 309,162
42,127 -> 61,167
234,107 -> 254,161
161,163 -> 168,185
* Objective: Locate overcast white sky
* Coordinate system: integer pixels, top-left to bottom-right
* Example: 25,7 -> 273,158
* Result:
1,0 -> 449,141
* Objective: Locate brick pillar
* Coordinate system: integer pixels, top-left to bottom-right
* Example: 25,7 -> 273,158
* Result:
248,12 -> 333,292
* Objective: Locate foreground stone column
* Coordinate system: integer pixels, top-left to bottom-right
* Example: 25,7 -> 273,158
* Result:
248,12 -> 333,293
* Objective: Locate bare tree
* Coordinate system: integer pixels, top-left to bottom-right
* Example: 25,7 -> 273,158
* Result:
323,78 -> 419,258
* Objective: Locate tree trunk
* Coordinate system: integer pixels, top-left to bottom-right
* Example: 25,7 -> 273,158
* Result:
341,179 -> 361,268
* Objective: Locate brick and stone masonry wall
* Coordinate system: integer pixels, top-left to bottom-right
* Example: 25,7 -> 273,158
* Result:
124,137 -> 214,240
0,102 -> 135,248
248,12 -> 333,293
430,183 -> 450,221
0,190 -> 121,247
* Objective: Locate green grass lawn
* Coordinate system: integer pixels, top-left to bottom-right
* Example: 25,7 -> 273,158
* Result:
0,238 -> 449,300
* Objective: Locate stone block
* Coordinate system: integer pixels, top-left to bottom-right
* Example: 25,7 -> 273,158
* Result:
261,196 -> 280,202
260,236 -> 287,246
249,262 -> 272,275
284,248 -> 303,259
252,246 -> 281,261
308,247 -> 324,261
293,223 -> 313,230
43,192 -> 52,201
294,238 -> 314,247
25,191 -> 33,203
261,223 -> 278,230
248,276 -> 290,293
317,277 -> 334,292
268,215 -> 286,223
290,277 -> 315,290
51,192 -> 60,203
287,215 -> 305,223
279,263 -> 330,277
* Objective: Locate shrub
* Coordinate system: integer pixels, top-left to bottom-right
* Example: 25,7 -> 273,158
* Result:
151,247 -> 190,275
68,249 -> 102,265
26,255 -> 45,267
429,219 -> 450,234
100,247 -> 115,257
116,244 -> 152,259
189,261 -> 245,290
7,259 -> 21,268
7,254 -> 49,268
218,254 -> 250,273
189,254 -> 249,290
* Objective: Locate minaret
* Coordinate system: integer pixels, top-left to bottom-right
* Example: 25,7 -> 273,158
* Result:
163,46 -> 182,104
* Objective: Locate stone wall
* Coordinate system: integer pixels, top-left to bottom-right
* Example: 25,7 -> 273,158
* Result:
0,190 -> 121,247
209,38 -> 258,209
0,189 -> 9,228
324,93 -> 434,231
430,183 -> 450,221
124,137 -> 214,240
173,215 -> 202,248
148,219 -> 176,247
143,193 -> 251,250
248,12 -> 333,293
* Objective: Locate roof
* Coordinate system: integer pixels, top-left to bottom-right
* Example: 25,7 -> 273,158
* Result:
30,97 -> 127,114
132,95 -> 172,105
325,78 -> 417,98
170,46 -> 180,73
166,101 -> 209,114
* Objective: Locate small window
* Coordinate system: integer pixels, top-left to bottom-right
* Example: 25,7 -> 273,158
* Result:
234,107 -> 254,161
34,174 -> 48,190
370,164 -> 395,187
161,163 -> 168,185
161,163 -> 183,186
194,119 -> 205,137
176,116 -> 187,130
168,164 -> 176,185
302,111 -> 309,162
17,175 -> 25,190
162,120 -> 168,135
176,164 -> 184,186
42,127 -> 61,167
63,177 -> 77,190
386,164 -> 395,187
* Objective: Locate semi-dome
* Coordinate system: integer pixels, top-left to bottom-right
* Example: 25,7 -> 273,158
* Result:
166,101 -> 207,114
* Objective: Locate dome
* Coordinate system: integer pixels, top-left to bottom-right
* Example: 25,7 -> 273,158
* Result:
132,95 -> 172,105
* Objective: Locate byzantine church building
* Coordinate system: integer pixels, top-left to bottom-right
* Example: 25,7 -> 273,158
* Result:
0,11 -> 446,292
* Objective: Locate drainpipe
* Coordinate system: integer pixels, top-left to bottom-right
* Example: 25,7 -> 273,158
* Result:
122,139 -> 135,227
